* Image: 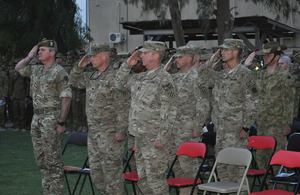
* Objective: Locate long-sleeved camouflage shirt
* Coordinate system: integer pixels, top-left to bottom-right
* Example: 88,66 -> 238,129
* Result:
115,62 -> 177,144
69,65 -> 126,135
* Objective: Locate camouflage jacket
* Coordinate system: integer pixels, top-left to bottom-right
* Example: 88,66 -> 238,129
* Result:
172,68 -> 209,133
9,70 -> 29,99
18,62 -> 72,110
69,65 -> 127,135
255,66 -> 295,127
200,63 -> 258,129
115,62 -> 177,144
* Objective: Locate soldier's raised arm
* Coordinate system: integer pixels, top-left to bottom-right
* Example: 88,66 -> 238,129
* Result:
15,45 -> 38,72
115,51 -> 139,91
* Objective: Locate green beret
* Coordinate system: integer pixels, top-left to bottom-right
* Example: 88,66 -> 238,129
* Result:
87,43 -> 110,56
256,41 -> 287,56
38,38 -> 57,48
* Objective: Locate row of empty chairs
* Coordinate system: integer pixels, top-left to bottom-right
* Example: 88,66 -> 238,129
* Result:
62,132 -> 300,195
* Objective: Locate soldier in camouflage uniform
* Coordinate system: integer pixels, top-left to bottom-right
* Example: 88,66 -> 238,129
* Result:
254,42 -> 295,171
171,45 -> 210,194
201,39 -> 258,190
115,41 -> 177,195
9,67 -> 30,130
55,53 -> 66,67
0,66 -> 8,129
69,43 -> 126,195
15,38 -> 72,195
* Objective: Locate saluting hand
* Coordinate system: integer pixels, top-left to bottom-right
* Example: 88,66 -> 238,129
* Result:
127,51 -> 139,66
244,52 -> 256,67
28,45 -> 38,60
164,56 -> 174,71
210,49 -> 221,64
78,55 -> 90,68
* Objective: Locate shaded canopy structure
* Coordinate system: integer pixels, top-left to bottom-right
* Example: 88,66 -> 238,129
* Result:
121,16 -> 300,51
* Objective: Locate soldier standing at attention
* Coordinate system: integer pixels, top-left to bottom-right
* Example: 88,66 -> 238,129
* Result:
201,39 -> 258,189
69,43 -> 125,195
15,38 -> 72,195
169,45 -> 210,195
9,66 -> 29,131
248,42 -> 295,171
115,41 -> 177,195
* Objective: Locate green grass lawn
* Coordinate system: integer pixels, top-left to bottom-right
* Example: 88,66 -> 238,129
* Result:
0,131 -> 261,195
0,131 -> 102,195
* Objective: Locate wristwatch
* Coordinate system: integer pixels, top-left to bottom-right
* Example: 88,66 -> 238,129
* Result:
58,121 -> 66,126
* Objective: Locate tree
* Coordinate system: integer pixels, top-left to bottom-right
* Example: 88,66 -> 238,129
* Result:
196,0 -> 300,44
123,0 -> 189,47
0,0 -> 92,63
124,0 -> 300,46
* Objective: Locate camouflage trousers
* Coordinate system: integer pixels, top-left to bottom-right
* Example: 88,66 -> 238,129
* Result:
31,111 -> 64,195
169,131 -> 199,178
256,124 -> 287,190
214,124 -> 248,194
88,125 -> 125,195
135,136 -> 169,195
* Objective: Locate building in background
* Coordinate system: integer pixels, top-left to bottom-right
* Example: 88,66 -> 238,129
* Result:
87,0 -> 300,54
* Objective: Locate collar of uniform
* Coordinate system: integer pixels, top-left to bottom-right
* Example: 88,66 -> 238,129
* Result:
145,66 -> 162,80
224,63 -> 241,79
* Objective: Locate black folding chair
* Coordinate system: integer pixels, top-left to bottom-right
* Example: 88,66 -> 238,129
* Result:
62,132 -> 95,195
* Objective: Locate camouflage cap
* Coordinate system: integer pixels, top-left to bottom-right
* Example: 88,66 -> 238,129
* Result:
56,53 -> 66,61
174,45 -> 196,57
256,42 -> 287,55
37,38 -> 57,49
292,56 -> 300,63
219,39 -> 247,50
87,43 -> 110,56
200,49 -> 213,61
139,41 -> 167,52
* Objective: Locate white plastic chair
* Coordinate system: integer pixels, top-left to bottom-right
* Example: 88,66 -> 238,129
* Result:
197,147 -> 252,195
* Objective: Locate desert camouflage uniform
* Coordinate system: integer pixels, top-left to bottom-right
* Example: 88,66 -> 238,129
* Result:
255,67 -> 295,169
201,63 -> 258,184
115,62 -> 177,195
18,62 -> 72,195
170,67 -> 209,178
69,64 -> 126,195
0,70 -> 8,127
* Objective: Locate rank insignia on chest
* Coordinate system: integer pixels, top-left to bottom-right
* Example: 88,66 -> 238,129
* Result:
168,91 -> 176,98
163,83 -> 174,91
246,79 -> 255,88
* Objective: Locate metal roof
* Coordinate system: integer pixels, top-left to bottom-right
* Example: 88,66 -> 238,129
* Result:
121,16 -> 300,50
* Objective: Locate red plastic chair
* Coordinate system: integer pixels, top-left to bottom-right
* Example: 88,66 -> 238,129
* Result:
249,150 -> 300,195
123,145 -> 138,195
166,142 -> 207,195
247,136 -> 277,192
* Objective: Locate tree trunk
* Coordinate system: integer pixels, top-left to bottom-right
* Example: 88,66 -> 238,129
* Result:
216,0 -> 234,45
169,0 -> 186,47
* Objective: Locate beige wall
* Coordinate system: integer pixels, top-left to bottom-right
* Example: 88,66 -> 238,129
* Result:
88,0 -> 300,53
